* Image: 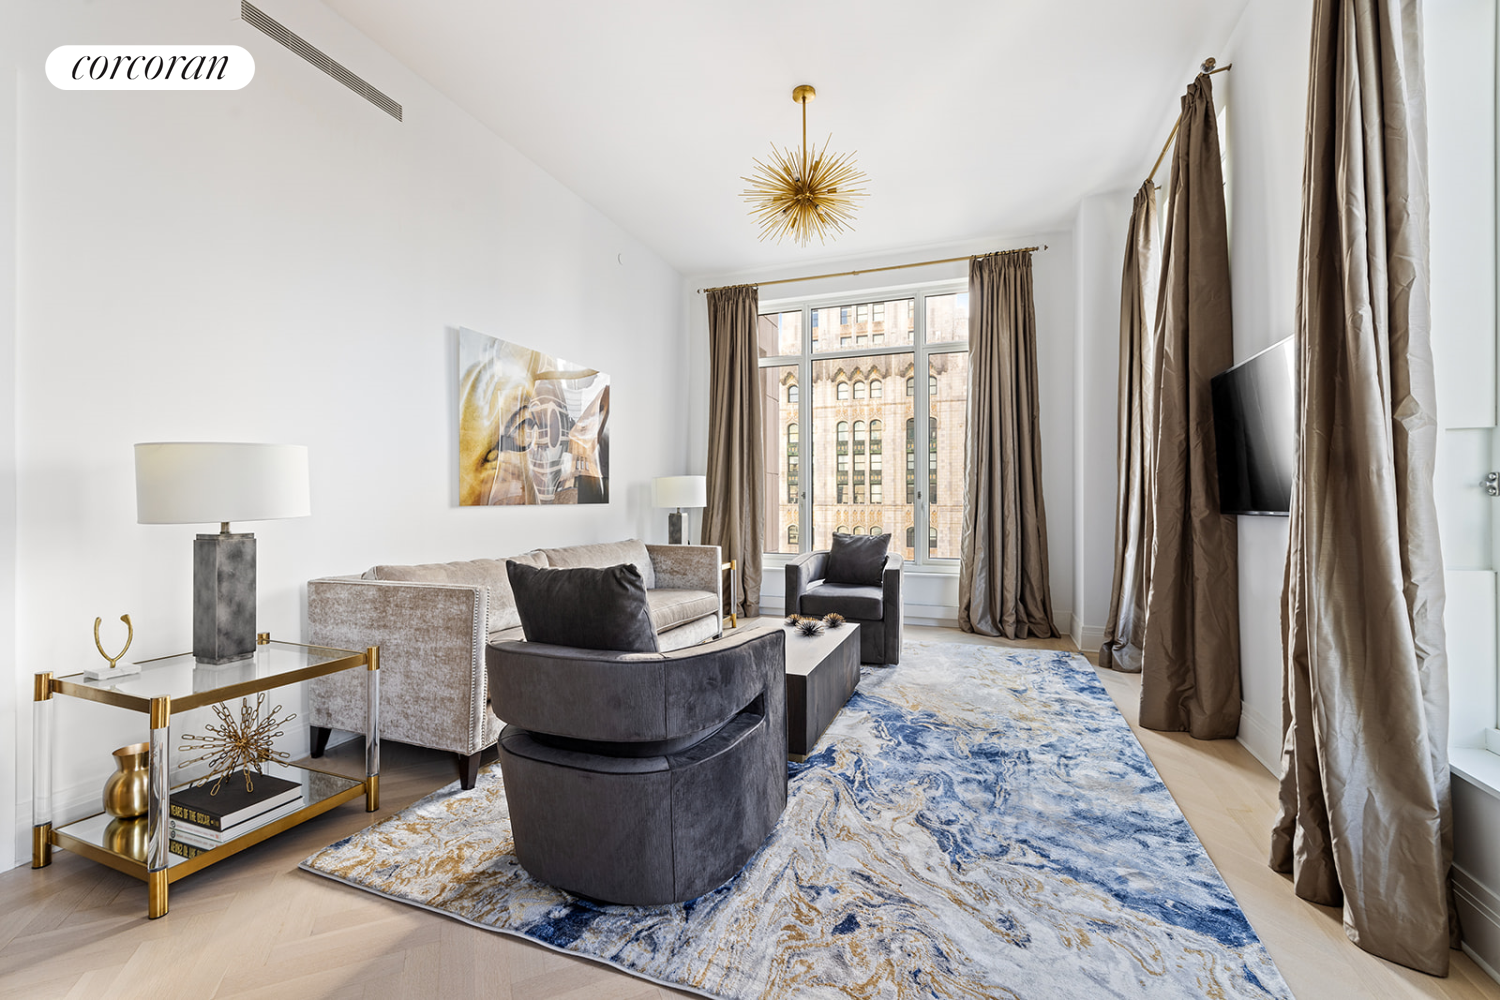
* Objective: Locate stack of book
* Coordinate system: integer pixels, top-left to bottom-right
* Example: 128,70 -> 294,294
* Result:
168,770 -> 303,858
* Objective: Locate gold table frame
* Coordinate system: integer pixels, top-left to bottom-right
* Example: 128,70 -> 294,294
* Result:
31,637 -> 380,918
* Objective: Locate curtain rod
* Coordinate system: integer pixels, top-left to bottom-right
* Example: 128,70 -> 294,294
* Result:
696,244 -> 1047,295
1146,58 -> 1233,184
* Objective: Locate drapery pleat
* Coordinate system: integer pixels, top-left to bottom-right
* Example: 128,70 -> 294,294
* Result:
958,252 -> 1058,639
1138,73 -> 1241,738
1270,0 -> 1454,974
703,285 -> 763,617
1099,181 -> 1161,674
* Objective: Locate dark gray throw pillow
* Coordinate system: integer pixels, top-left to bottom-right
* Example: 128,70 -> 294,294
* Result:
505,561 -> 659,653
824,532 -> 889,586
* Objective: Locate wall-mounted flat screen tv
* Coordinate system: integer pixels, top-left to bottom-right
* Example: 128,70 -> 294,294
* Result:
1210,336 -> 1296,516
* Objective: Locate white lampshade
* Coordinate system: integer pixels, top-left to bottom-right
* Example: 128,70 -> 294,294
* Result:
135,442 -> 311,525
653,475 -> 707,509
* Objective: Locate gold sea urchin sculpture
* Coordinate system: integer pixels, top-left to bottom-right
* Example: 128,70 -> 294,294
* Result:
178,693 -> 297,795
742,85 -> 868,246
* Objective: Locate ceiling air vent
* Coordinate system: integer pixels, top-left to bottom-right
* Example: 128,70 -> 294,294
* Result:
240,1 -> 402,121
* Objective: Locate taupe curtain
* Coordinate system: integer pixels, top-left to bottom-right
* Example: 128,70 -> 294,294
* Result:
1271,0 -> 1453,974
703,285 -> 763,617
958,252 -> 1057,638
1099,181 -> 1161,674
1138,73 -> 1241,738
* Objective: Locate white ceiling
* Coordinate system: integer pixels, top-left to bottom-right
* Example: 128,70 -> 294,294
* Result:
321,0 -> 1250,276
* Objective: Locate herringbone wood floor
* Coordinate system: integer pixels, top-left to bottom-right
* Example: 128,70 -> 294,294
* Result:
1,622 -> 1497,999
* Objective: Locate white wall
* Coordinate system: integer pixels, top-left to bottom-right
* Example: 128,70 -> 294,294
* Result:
683,234 -> 1076,627
9,0 -> 687,862
0,4 -> 19,875
1071,192 -> 1135,652
1216,0 -> 1311,773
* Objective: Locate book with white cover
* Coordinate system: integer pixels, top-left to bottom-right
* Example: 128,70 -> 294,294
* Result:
168,798 -> 303,845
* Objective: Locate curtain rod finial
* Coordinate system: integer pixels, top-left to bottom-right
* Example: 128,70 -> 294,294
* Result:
1202,57 -> 1217,73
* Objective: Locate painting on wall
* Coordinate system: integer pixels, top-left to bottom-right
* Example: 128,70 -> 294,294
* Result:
458,327 -> 610,506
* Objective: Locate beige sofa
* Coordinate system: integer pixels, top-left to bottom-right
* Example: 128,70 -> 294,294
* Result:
306,539 -> 724,788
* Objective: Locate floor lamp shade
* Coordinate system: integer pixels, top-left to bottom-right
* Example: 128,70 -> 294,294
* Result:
653,476 -> 706,544
135,443 -> 311,663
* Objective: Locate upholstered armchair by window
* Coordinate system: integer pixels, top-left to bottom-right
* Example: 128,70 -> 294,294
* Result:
785,548 -> 904,665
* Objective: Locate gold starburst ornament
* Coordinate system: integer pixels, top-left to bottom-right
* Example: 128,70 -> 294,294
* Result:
742,85 -> 868,246
179,693 -> 297,795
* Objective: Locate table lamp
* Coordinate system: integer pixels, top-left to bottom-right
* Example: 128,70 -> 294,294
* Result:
653,475 -> 706,544
135,443 -> 310,664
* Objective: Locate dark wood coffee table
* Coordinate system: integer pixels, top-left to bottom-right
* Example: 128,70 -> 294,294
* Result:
782,622 -> 861,761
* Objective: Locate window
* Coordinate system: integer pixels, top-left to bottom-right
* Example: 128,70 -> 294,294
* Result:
787,424 -> 799,504
929,418 -> 938,505
906,418 -> 916,504
759,286 -> 966,559
853,421 -> 866,503
836,422 -> 849,503
905,526 -> 915,554
837,524 -> 847,534
853,526 -> 865,535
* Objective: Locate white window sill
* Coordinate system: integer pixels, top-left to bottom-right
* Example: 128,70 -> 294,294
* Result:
1452,730 -> 1500,801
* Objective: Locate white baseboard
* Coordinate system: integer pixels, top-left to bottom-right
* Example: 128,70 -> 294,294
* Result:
1068,615 -> 1105,654
1454,864 -> 1500,985
1236,701 -> 1280,776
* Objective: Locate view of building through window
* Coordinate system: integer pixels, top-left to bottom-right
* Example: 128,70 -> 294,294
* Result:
760,290 -> 968,563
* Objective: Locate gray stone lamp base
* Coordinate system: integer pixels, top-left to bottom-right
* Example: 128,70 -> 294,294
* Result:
193,531 -> 257,664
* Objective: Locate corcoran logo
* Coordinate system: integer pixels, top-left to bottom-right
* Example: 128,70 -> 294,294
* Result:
46,45 -> 255,90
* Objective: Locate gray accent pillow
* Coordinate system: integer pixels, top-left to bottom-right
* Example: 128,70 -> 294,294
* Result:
505,561 -> 660,653
824,532 -> 890,586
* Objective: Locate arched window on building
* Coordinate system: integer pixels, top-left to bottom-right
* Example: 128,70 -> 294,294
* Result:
786,424 -> 799,503
930,374 -> 938,398
905,376 -> 914,397
853,526 -> 865,535
929,418 -> 938,505
788,524 -> 799,547
870,379 -> 883,399
852,421 -> 866,503
929,526 -> 938,552
837,381 -> 849,400
905,526 -> 915,553
906,418 -> 916,504
853,381 -> 866,400
871,525 -> 884,536
787,384 -> 798,404
837,525 -> 847,535
836,422 -> 849,503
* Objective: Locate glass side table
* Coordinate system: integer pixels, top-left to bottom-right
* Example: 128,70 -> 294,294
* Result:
32,636 -> 379,918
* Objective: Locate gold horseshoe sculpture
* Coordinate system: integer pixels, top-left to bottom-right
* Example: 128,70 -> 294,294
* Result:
94,614 -> 134,671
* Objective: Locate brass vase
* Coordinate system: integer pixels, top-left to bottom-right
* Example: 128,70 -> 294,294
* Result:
102,743 -> 150,819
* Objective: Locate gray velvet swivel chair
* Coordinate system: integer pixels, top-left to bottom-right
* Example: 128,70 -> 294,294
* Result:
486,627 -> 787,906
786,549 -> 905,665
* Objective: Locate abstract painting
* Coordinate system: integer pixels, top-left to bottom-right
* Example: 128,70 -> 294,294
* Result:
458,327 -> 609,505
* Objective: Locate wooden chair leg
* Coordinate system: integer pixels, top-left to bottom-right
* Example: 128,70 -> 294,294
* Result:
459,751 -> 482,790
310,725 -> 331,758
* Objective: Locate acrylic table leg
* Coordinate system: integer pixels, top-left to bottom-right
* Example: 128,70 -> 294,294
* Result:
146,695 -> 171,918
32,673 -> 53,868
366,646 -> 380,812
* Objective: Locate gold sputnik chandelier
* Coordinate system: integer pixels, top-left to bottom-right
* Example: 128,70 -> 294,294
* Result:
742,85 -> 868,246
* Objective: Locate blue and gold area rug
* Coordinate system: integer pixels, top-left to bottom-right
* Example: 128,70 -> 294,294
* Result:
302,641 -> 1291,999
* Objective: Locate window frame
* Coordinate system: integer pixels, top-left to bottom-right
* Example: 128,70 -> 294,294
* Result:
757,278 -> 968,569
